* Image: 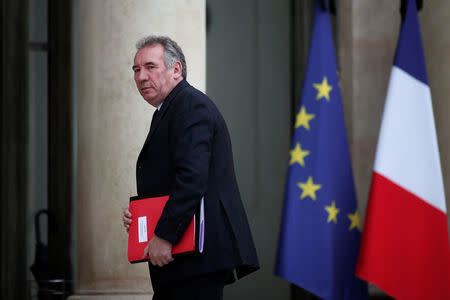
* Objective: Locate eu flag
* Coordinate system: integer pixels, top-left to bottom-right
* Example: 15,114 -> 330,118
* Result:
275,1 -> 368,299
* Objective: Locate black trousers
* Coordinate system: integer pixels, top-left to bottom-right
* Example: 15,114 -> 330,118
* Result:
152,270 -> 232,300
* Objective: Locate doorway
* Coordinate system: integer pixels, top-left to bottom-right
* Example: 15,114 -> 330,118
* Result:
206,0 -> 313,298
1,0 -> 74,298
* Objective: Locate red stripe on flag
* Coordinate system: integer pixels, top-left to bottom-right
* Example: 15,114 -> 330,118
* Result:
356,172 -> 450,300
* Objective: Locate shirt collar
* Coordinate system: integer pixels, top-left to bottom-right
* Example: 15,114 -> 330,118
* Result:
158,80 -> 189,111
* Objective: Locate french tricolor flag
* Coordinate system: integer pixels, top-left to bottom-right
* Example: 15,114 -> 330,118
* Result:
356,0 -> 450,299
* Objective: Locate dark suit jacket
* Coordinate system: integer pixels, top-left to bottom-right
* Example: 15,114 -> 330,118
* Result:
136,80 -> 259,284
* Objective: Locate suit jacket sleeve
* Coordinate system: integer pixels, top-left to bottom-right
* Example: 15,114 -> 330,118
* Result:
154,94 -> 212,245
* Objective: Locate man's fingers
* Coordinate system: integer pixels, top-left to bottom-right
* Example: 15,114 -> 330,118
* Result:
123,209 -> 132,226
123,215 -> 132,224
124,208 -> 132,217
163,254 -> 174,263
123,219 -> 131,232
123,208 -> 132,232
164,257 -> 174,265
142,243 -> 150,259
146,236 -> 173,267
150,259 -> 170,267
160,256 -> 171,265
151,260 -> 163,267
122,207 -> 132,233
148,254 -> 173,267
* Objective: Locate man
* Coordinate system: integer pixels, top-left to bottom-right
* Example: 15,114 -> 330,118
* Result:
122,36 -> 259,299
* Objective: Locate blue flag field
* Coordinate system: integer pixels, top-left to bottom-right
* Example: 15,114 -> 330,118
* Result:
275,1 -> 368,299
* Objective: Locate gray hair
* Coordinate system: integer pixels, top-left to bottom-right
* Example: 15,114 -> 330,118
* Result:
136,35 -> 187,79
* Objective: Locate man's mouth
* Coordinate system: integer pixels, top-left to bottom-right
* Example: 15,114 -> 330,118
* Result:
141,86 -> 152,92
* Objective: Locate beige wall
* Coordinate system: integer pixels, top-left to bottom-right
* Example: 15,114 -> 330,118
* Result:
74,0 -> 205,297
421,0 -> 450,232
338,0 -> 399,224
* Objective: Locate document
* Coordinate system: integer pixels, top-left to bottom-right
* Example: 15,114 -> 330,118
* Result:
127,195 -> 204,263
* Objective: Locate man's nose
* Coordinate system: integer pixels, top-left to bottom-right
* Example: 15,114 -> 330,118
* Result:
137,70 -> 149,82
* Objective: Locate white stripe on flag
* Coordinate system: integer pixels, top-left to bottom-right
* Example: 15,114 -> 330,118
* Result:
373,66 -> 446,213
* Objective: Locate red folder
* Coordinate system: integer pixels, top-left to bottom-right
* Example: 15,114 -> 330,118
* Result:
127,195 -> 204,263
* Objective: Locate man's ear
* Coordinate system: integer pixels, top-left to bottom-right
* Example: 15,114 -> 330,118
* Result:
172,61 -> 183,80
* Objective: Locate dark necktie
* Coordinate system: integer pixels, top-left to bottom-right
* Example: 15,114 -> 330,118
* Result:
149,109 -> 159,132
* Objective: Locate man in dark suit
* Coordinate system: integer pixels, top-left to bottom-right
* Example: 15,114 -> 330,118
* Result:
122,36 -> 259,299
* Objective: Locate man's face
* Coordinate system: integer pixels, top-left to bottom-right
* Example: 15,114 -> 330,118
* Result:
133,44 -> 175,107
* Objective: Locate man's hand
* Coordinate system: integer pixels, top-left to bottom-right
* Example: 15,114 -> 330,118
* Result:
143,235 -> 174,267
123,208 -> 132,233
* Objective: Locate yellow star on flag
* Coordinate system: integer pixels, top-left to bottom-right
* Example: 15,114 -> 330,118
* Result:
295,106 -> 315,130
348,209 -> 361,231
313,76 -> 333,101
289,143 -> 310,167
297,176 -> 321,201
324,200 -> 340,224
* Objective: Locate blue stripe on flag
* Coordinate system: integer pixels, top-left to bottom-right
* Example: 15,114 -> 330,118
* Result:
394,0 -> 428,84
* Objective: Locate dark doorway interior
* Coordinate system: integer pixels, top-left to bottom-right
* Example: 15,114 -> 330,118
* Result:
1,0 -> 74,299
1,0 -> 29,299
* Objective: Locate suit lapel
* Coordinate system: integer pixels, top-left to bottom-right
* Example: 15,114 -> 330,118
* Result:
141,80 -> 189,150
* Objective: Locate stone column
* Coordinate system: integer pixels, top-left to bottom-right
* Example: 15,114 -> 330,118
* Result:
420,0 -> 450,224
71,1 -> 205,299
338,0 -> 400,223
338,2 -> 399,297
